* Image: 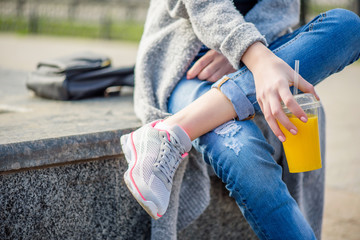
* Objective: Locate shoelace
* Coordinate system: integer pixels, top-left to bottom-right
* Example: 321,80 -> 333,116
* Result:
156,133 -> 186,184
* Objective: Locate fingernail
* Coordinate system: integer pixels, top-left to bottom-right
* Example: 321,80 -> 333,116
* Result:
278,135 -> 286,142
300,116 -> 307,123
290,129 -> 297,135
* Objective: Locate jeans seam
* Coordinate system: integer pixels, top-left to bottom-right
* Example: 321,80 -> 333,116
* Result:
229,67 -> 248,80
229,179 -> 271,240
213,87 -> 233,105
272,12 -> 326,55
218,161 -> 270,240
272,32 -> 304,54
216,76 -> 230,88
309,12 -> 327,32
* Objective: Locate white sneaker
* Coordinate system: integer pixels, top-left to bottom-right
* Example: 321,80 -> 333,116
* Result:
120,120 -> 192,219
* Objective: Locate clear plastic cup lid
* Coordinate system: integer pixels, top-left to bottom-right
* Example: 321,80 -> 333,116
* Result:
282,93 -> 321,114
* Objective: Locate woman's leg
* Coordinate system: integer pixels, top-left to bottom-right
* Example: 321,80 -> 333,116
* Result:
196,120 -> 315,239
169,80 -> 316,238
166,9 -> 360,141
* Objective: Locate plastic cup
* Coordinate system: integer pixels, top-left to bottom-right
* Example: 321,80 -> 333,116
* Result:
278,93 -> 322,173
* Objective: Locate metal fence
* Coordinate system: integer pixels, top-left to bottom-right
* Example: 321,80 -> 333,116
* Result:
0,0 -> 358,41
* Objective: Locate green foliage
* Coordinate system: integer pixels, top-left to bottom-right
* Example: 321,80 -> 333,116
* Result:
308,3 -> 350,16
0,16 -> 144,42
111,22 -> 144,42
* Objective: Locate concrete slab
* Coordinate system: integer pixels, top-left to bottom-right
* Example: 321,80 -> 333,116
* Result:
0,69 -> 140,145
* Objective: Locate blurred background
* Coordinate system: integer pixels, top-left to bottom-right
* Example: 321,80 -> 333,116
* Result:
0,0 -> 359,43
0,1 -> 359,240
0,0 -> 147,42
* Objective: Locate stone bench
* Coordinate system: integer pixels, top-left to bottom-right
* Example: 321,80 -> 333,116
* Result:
0,68 -> 258,239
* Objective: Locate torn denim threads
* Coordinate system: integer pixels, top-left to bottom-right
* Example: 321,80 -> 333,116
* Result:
214,120 -> 244,155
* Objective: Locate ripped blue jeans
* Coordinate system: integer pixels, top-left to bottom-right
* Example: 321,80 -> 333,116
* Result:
168,9 -> 360,240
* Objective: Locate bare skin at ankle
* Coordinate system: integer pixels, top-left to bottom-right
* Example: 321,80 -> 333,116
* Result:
163,88 -> 236,141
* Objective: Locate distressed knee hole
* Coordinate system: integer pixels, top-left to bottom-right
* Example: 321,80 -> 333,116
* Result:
214,120 -> 244,155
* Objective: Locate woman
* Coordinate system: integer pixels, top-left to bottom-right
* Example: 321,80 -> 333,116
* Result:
121,0 -> 360,239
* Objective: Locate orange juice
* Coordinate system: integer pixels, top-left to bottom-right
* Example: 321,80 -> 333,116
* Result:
279,115 -> 322,173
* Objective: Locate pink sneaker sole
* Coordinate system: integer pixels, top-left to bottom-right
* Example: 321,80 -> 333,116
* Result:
120,133 -> 162,220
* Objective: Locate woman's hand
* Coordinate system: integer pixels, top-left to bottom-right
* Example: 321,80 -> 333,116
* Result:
242,42 -> 319,142
187,49 -> 236,82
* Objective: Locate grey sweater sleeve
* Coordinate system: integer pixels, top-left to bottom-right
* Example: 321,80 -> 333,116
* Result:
166,0 -> 267,69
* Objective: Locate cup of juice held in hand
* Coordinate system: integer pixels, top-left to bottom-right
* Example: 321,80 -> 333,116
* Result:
279,93 -> 322,173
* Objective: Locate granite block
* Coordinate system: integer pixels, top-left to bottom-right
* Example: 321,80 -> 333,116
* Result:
0,156 -> 151,240
0,153 -> 258,240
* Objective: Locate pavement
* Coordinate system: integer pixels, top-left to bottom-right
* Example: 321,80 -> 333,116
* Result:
0,33 -> 359,240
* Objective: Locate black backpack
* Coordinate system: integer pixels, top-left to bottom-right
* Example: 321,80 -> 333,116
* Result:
26,52 -> 134,100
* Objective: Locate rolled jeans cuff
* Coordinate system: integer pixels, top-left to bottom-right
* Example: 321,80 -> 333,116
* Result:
212,75 -> 255,120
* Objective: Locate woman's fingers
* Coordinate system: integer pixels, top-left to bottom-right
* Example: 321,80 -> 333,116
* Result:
257,77 -> 307,141
262,93 -> 299,142
205,62 -> 235,82
295,74 -> 320,100
187,51 -> 214,79
272,75 -> 320,141
261,101 -> 286,142
197,59 -> 222,80
207,67 -> 227,82
278,86 -> 307,123
187,49 -> 236,81
247,49 -> 320,141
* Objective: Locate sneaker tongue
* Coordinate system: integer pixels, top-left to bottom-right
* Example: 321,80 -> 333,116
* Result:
170,125 -> 192,152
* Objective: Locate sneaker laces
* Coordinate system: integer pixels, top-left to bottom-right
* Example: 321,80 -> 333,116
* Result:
156,132 -> 186,184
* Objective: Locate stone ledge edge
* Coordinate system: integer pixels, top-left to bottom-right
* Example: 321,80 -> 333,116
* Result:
0,127 -> 138,172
